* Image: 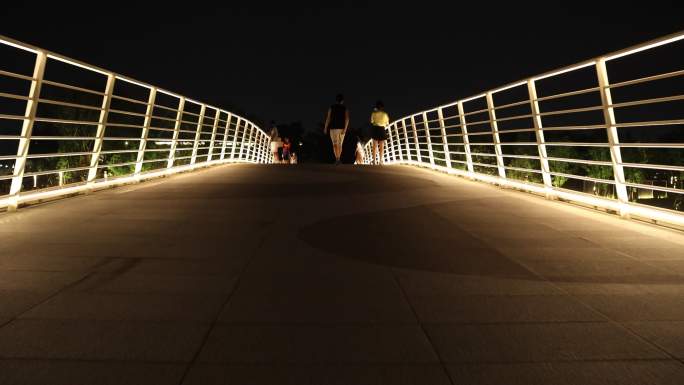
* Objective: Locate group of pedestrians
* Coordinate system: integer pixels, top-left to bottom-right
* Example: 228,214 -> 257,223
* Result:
269,94 -> 389,165
268,123 -> 297,164
323,94 -> 389,165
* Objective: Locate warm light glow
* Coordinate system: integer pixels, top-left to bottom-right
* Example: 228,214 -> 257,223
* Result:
0,158 -> 245,210
116,76 -> 152,90
157,89 -> 182,99
47,54 -> 110,76
461,93 -> 487,103
371,31 -> 684,228
0,36 -> 39,54
388,159 -> 684,227
2,30 -> 681,225
533,61 -> 596,81
0,33 -> 273,211
437,101 -> 459,110
491,81 -> 527,94
606,33 -> 684,61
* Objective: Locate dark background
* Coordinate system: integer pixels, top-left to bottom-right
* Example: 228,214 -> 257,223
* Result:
2,1 -> 682,132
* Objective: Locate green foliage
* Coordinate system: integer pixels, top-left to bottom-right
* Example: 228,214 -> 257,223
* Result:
582,148 -> 613,197
546,146 -> 581,188
52,103 -> 93,184
104,153 -> 134,176
141,151 -> 169,172
506,158 -> 542,183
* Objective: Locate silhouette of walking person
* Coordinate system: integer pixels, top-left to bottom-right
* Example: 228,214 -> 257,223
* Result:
323,94 -> 350,165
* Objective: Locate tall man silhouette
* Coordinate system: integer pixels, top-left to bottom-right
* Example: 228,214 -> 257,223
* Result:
323,94 -> 350,164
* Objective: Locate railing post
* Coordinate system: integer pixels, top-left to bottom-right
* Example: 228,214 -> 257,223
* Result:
255,134 -> 260,163
8,50 -> 47,211
401,119 -> 412,162
86,73 -> 115,184
391,122 -> 404,162
421,112 -> 435,167
410,115 -> 421,164
383,133 -> 391,164
255,131 -> 261,163
133,86 -> 157,177
267,134 -> 272,163
254,128 -> 260,162
261,134 -> 267,164
527,80 -> 554,194
596,58 -> 629,216
239,122 -> 250,161
237,122 -> 247,160
190,104 -> 206,165
248,124 -> 255,161
260,133 -> 268,163
267,135 -> 273,164
386,124 -> 395,163
437,107 -> 452,169
486,92 -> 506,179
220,113 -> 232,161
207,109 -> 221,162
167,97 -> 185,169
243,124 -> 251,162
457,101 -> 474,174
393,123 -> 400,162
384,124 -> 392,163
368,140 -> 374,165
393,122 -> 404,163
265,134 -> 270,163
371,140 -> 375,165
248,125 -> 255,162
230,118 -> 242,161
247,124 -> 256,162
257,130 -> 262,163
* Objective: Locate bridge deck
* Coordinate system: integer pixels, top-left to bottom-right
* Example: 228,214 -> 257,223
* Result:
1,164 -> 684,384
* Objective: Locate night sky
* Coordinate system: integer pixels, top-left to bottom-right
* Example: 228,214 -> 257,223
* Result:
1,1 -> 682,131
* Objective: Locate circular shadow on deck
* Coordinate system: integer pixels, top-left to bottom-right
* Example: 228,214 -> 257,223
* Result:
299,204 -> 538,279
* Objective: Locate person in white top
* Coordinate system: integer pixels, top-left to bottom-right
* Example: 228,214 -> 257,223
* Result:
370,100 -> 389,165
268,121 -> 281,163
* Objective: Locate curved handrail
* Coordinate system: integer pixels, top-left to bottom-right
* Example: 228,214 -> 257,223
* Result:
381,31 -> 684,226
0,35 -> 272,210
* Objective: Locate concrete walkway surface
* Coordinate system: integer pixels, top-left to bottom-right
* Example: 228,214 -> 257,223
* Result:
1,164 -> 684,384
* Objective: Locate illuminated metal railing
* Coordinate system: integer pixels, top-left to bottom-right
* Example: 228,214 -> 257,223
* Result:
381,31 -> 684,226
0,35 -> 272,210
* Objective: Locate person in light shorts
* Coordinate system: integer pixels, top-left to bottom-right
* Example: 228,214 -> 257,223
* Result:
323,94 -> 350,164
329,128 -> 345,151
268,121 -> 282,163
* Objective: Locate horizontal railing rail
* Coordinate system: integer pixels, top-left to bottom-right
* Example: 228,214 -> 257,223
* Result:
0,35 -> 272,210
380,31 -> 684,226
